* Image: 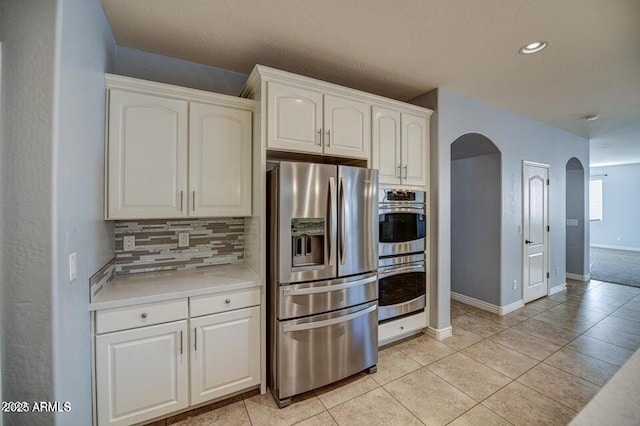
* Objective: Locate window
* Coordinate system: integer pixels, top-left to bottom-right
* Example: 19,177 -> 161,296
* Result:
589,178 -> 603,221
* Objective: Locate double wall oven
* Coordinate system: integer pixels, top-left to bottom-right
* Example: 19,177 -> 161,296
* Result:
378,189 -> 427,322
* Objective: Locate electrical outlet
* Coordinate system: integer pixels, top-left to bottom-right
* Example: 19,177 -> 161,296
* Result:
69,252 -> 77,282
123,235 -> 135,251
617,236 -> 622,241
178,232 -> 189,248
512,280 -> 517,290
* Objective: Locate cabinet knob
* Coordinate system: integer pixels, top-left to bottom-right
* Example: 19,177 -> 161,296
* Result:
141,312 -> 148,319
225,299 -> 231,304
400,326 -> 404,330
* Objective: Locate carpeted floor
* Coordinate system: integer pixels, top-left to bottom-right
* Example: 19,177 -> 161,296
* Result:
590,247 -> 640,288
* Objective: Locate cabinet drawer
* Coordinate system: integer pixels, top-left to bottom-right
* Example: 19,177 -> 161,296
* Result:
190,287 -> 260,317
96,299 -> 188,334
378,311 -> 427,346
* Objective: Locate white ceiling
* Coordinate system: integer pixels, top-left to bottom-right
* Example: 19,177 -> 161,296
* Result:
101,0 -> 640,166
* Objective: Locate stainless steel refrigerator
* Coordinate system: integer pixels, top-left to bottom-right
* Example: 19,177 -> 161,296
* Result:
267,161 -> 379,407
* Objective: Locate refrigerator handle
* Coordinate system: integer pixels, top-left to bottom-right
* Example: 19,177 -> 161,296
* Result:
339,177 -> 347,265
328,176 -> 337,267
282,304 -> 376,333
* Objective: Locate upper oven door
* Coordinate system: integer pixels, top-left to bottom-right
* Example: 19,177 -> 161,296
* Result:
378,205 -> 426,257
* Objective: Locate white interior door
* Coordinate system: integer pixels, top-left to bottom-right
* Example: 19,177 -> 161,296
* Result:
523,162 -> 550,303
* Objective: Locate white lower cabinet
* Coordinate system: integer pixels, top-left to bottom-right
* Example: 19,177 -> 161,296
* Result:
190,307 -> 261,405
96,320 -> 189,426
95,290 -> 261,425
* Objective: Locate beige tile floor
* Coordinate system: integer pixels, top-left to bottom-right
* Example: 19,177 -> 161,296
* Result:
148,279 -> 640,426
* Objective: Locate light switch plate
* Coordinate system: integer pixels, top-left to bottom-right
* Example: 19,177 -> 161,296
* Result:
178,232 -> 189,248
69,252 -> 77,282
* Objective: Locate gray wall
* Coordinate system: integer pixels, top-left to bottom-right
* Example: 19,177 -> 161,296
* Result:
451,153 -> 501,305
115,46 -> 247,95
566,158 -> 586,275
411,88 -> 589,320
590,163 -> 640,250
0,0 -> 58,424
51,0 -> 116,424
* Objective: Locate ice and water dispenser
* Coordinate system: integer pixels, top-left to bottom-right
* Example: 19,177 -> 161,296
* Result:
291,218 -> 325,267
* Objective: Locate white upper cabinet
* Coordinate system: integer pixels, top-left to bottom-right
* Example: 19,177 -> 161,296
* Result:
105,75 -> 255,220
372,106 -> 429,188
267,82 -> 323,154
266,81 -> 370,160
107,89 -> 188,219
372,106 -> 401,185
402,112 -> 428,187
323,94 -> 370,159
244,66 -> 431,166
189,102 -> 252,217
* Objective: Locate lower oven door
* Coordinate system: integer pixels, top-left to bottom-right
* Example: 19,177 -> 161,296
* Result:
276,301 -> 378,400
378,261 -> 426,322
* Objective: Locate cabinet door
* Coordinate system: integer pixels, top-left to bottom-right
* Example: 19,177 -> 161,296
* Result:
190,306 -> 260,405
107,90 -> 188,219
96,320 -> 188,426
189,102 -> 252,217
401,113 -> 428,187
372,106 -> 402,185
267,82 -> 323,154
323,94 -> 371,160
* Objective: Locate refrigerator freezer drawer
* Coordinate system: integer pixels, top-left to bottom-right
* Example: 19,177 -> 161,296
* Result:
278,272 -> 378,320
275,301 -> 378,401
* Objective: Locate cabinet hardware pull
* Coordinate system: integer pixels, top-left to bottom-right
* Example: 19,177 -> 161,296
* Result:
326,130 -> 331,146
316,129 -> 322,146
403,165 -> 408,179
225,299 -> 231,304
180,191 -> 184,211
141,312 -> 148,319
397,165 -> 401,178
192,191 -> 195,211
180,330 -> 183,355
194,328 -> 197,351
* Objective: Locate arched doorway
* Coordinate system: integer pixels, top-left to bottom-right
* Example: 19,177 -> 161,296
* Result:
566,157 -> 586,280
450,133 -> 502,305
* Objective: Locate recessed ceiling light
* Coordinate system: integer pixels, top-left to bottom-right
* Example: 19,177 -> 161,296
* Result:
584,114 -> 599,121
519,41 -> 548,54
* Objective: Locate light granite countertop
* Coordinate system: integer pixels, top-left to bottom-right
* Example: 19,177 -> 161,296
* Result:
90,262 -> 261,311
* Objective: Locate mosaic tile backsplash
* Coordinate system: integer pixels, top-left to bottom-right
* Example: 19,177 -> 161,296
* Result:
114,218 -> 244,275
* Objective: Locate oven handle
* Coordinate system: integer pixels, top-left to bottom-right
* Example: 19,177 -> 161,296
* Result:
378,263 -> 425,277
282,304 -> 376,333
282,275 -> 377,297
379,205 -> 425,215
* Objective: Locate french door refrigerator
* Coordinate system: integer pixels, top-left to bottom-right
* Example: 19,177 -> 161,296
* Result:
267,161 -> 379,407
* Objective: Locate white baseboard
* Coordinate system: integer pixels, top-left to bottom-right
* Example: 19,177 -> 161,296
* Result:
549,283 -> 567,295
500,300 -> 524,315
427,325 -> 452,340
566,273 -> 591,282
591,244 -> 640,253
451,292 -> 523,316
452,292 -> 500,314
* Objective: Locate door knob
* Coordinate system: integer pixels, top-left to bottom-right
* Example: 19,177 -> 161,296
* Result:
525,240 -> 532,244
